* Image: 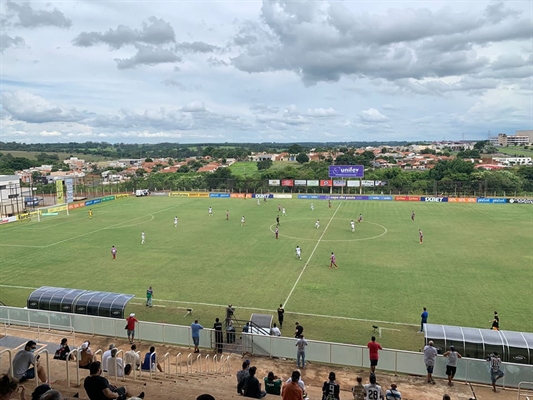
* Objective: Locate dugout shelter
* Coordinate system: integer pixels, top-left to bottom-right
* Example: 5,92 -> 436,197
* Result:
27,286 -> 134,319
424,323 -> 533,365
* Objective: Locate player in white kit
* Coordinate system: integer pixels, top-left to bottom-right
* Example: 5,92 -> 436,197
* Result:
174,216 -> 178,227
351,220 -> 355,232
141,231 -> 145,244
295,246 -> 301,260
315,219 -> 320,229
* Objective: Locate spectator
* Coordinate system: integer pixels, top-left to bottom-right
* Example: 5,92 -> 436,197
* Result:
102,344 -> 116,373
226,304 -> 235,323
264,371 -> 282,396
236,360 -> 250,393
443,346 -> 462,387
191,319 -> 204,353
213,318 -> 223,354
488,352 -> 505,392
385,383 -> 401,400
126,314 -> 138,344
40,390 -> 63,400
367,336 -> 382,373
226,320 -> 236,344
442,395 -> 451,400
79,341 -> 96,370
322,371 -> 340,400
83,361 -> 144,400
363,374 -> 383,400
271,323 -> 281,337
197,396 -> 215,400
242,322 -> 250,333
124,344 -> 141,371
282,371 -> 304,400
284,370 -> 307,398
141,346 -> 163,373
30,384 -> 51,400
423,341 -> 438,384
294,322 -> 303,338
53,338 -> 73,361
351,376 -> 364,400
295,335 -> 308,368
0,374 -> 22,400
11,340 -> 47,383
420,308 -> 428,333
238,366 -> 266,398
108,348 -> 132,377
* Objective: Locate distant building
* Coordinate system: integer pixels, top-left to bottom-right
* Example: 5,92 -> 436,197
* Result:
492,157 -> 532,166
491,132 -> 530,146
0,175 -> 23,216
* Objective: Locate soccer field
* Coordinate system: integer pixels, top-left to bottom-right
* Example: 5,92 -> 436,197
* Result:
0,196 -> 532,351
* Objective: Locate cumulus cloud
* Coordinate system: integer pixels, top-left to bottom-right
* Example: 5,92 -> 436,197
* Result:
0,34 -> 25,52
73,16 -> 175,48
305,107 -> 337,117
359,108 -> 389,123
115,45 -> 181,69
6,1 -> 71,28
39,130 -> 62,136
181,101 -> 206,112
175,41 -> 219,53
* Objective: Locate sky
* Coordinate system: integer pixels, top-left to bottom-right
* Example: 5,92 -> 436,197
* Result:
0,0 -> 532,144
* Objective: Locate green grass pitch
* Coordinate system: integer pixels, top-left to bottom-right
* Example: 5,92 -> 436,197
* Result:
0,196 -> 532,351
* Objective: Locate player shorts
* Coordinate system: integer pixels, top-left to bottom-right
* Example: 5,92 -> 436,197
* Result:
426,364 -> 434,373
193,337 -> 200,346
446,365 -> 456,376
370,359 -> 378,367
491,369 -> 504,383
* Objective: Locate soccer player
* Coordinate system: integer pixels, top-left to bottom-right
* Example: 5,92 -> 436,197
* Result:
419,229 -> 423,244
310,203 -> 314,211
146,286 -> 153,307
226,210 -> 229,220
276,215 -> 280,227
88,209 -> 93,219
328,199 -> 332,208
174,216 -> 178,228
295,246 -> 301,260
241,216 -> 245,226
330,252 -> 338,269
411,211 -> 415,222
275,227 -> 279,239
351,220 -> 355,232
315,219 -> 320,229
257,198 -> 261,206
208,207 -> 213,216
278,204 -> 281,212
141,231 -> 145,244
111,246 -> 117,260
282,207 -> 286,216
358,214 -> 363,223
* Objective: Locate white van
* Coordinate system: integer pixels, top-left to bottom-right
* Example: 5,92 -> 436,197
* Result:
135,189 -> 149,197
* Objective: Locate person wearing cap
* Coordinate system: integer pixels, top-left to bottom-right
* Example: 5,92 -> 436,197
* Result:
102,344 -> 116,373
79,341 -> 95,370
322,371 -> 340,400
423,341 -> 438,384
385,383 -> 402,400
282,371 -> 304,400
443,345 -> 462,387
264,371 -> 282,396
126,313 -> 138,344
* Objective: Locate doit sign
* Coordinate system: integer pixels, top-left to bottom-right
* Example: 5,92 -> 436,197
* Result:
329,165 -> 364,178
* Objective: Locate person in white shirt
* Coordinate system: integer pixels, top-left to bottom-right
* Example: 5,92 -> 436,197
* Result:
141,231 -> 145,244
208,207 -> 213,216
101,343 -> 115,373
295,246 -> 301,260
241,216 -> 245,226
364,374 -> 384,400
310,203 -> 314,211
443,345 -> 462,387
385,383 -> 401,399
423,341 -> 438,384
282,208 -> 286,216
351,220 -> 355,232
107,348 -> 131,377
174,216 -> 178,227
124,344 -> 141,371
270,323 -> 281,336
315,219 -> 320,229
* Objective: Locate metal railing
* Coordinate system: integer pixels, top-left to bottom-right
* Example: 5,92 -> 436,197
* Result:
0,349 -> 13,377
518,381 -> 533,400
34,349 -> 50,386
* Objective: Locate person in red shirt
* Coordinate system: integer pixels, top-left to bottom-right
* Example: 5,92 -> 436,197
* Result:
126,313 -> 138,344
367,336 -> 382,373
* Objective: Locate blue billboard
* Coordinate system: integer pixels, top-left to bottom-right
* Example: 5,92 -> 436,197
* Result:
329,165 -> 364,178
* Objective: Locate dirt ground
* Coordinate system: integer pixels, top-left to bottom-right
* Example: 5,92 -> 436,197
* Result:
1,328 -> 524,400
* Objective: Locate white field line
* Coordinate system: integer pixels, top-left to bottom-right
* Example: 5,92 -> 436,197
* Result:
0,283 -> 417,327
0,243 -> 45,248
283,202 -> 342,309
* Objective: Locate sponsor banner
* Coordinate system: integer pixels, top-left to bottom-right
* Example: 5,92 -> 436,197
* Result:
476,198 -> 507,204
17,213 -> 32,221
327,195 -> 369,200
333,180 -> 346,187
169,192 -> 189,197
508,198 -> 533,204
297,195 -> 322,199
1,216 -> 18,224
307,180 -> 319,187
68,202 -> 86,210
448,197 -> 477,203
115,194 -> 129,200
268,179 -> 280,186
42,212 -> 58,216
347,180 -> 360,187
329,165 -> 364,178
375,180 -> 387,187
395,196 -> 421,202
273,194 -> 293,199
188,192 -> 209,198
368,195 -> 393,201
101,196 -> 115,202
150,192 -> 168,196
421,197 -> 448,202
65,179 -> 74,203
253,194 -> 274,199
48,204 -> 68,212
362,180 -> 375,187
231,193 -> 246,198
320,180 -> 332,187
281,179 -> 294,187
56,180 -> 64,203
295,179 -> 307,186
210,193 -> 231,198
85,199 -> 102,206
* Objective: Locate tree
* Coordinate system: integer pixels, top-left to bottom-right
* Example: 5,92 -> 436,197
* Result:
145,158 -> 153,162
136,168 -> 146,177
257,159 -> 273,170
474,140 -> 489,150
296,153 -> 309,164
287,144 -> 303,155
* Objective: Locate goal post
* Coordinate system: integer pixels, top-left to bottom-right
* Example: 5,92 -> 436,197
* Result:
30,203 -> 69,222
